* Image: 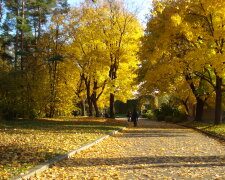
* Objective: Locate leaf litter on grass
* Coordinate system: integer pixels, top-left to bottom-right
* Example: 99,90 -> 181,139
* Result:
0,117 -> 126,179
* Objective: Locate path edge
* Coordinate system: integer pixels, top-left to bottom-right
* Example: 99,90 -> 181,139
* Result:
180,124 -> 225,142
11,127 -> 126,180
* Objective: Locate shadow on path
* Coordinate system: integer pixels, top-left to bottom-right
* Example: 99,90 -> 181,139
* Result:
114,130 -> 188,138
57,155 -> 225,168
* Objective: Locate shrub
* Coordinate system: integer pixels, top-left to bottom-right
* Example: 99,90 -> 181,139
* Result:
142,110 -> 154,119
153,103 -> 187,123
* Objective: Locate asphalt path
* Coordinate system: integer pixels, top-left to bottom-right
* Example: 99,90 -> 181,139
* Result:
35,119 -> 225,180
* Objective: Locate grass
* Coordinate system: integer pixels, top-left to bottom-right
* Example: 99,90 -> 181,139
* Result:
0,117 -> 127,179
182,121 -> 225,139
115,114 -> 126,118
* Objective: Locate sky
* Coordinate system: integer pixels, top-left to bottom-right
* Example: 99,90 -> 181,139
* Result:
67,0 -> 153,25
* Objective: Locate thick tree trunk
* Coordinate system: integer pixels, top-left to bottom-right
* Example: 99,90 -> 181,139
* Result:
110,93 -> 115,118
49,106 -> 55,118
86,84 -> 93,116
185,75 -> 205,122
87,98 -> 93,116
82,75 -> 93,117
194,97 -> 204,122
182,101 -> 189,115
80,99 -> 86,116
215,76 -> 222,125
93,99 -> 99,117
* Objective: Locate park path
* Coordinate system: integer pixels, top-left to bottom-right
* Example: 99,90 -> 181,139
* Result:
35,120 -> 225,180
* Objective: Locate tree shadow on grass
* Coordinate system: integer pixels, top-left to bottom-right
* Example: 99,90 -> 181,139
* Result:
0,118 -> 126,133
56,155 -> 225,168
0,118 -> 188,136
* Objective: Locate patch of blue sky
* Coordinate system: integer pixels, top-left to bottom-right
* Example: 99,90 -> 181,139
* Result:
67,0 -> 153,26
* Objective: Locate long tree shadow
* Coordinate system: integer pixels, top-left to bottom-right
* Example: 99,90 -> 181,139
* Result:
0,118 -> 189,135
114,131 -> 188,138
56,155 -> 225,168
134,120 -> 187,129
0,118 -> 126,133
0,119 -> 188,136
114,128 -> 190,138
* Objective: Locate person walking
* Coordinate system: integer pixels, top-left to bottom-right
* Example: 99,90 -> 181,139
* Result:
127,111 -> 132,122
131,110 -> 138,127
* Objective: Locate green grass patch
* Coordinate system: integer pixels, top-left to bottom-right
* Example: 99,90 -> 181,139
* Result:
184,121 -> 225,138
0,117 -> 127,179
115,114 -> 126,118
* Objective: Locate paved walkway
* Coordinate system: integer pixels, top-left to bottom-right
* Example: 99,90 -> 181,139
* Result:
35,120 -> 225,180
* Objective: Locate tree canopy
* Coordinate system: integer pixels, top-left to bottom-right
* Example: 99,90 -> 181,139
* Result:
0,0 -> 142,119
0,0 -> 224,125
139,0 -> 225,124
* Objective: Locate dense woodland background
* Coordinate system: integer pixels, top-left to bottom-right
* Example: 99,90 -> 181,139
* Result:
0,0 -> 225,125
0,0 -> 142,119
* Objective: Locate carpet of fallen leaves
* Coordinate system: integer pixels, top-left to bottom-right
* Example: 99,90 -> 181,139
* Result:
0,117 -> 126,179
36,120 -> 225,180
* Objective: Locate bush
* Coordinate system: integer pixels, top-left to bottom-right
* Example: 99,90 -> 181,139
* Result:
153,103 -> 187,123
142,110 -> 154,119
160,104 -> 180,116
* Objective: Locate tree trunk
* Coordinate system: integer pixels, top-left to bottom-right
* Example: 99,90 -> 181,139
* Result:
20,0 -> 25,70
87,98 -> 93,116
109,62 -> 117,119
182,101 -> 190,115
110,93 -> 115,118
215,75 -> 222,125
15,32 -> 19,69
86,82 -> 93,116
48,60 -> 57,118
0,0 -> 2,22
38,6 -> 41,40
185,75 -> 205,122
15,0 -> 20,69
91,80 -> 104,117
194,97 -> 204,122
80,99 -> 86,116
49,106 -> 55,118
93,99 -> 99,117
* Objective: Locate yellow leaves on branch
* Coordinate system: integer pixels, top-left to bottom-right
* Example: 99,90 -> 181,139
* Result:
62,1 -> 143,105
171,13 -> 182,26
152,0 -> 164,14
140,0 -> 225,98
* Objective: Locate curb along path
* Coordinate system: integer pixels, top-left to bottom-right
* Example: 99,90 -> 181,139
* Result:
35,120 -> 224,179
11,127 -> 126,180
180,124 -> 225,142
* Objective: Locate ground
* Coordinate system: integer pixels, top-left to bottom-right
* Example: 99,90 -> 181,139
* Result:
0,117 -> 126,179
35,119 -> 225,180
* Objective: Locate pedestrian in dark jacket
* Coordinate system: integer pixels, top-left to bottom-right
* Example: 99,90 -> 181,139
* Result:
132,110 -> 138,127
127,111 -> 132,122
